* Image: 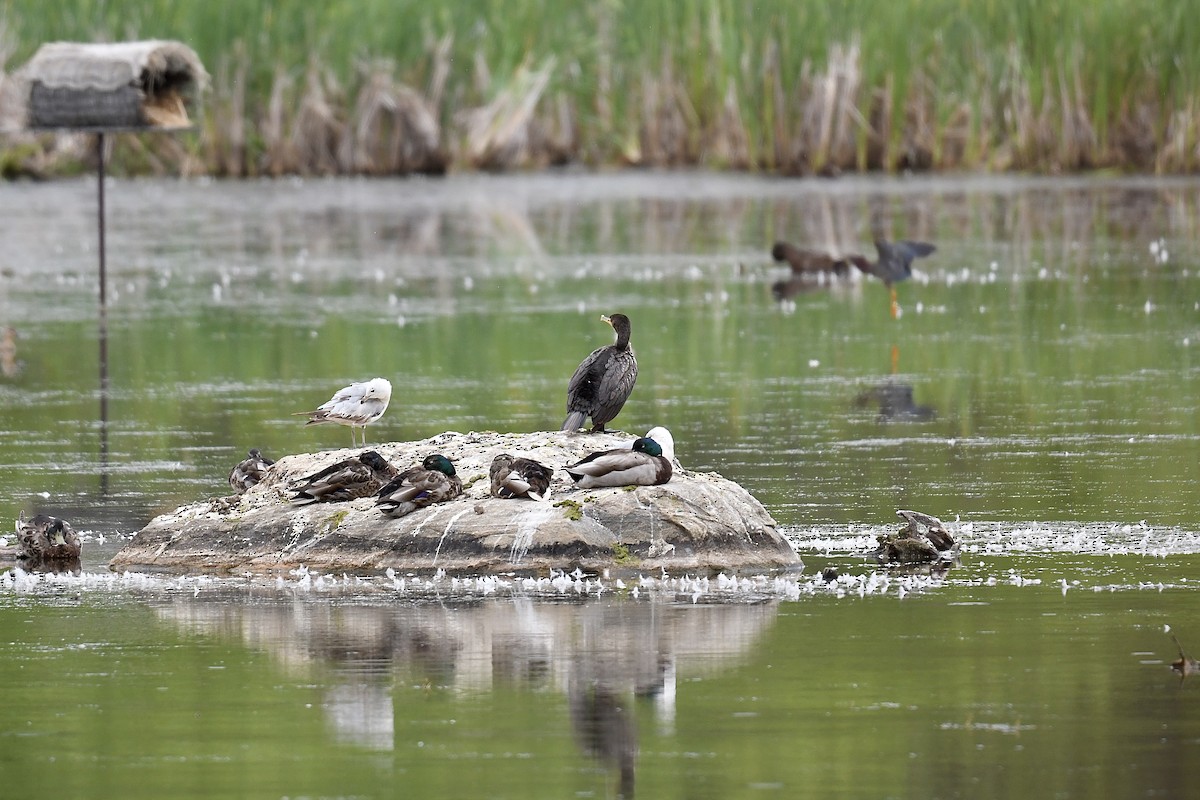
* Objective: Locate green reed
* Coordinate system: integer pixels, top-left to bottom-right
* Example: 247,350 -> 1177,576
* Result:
3,0 -> 1200,175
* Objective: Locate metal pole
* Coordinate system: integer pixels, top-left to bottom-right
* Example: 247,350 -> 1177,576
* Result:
97,133 -> 110,495
97,132 -> 107,308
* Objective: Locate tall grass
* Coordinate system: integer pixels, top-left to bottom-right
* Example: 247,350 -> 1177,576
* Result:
2,0 -> 1200,176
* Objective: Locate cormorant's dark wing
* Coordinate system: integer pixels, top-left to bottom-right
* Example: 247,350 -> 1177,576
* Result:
588,349 -> 638,427
565,346 -> 607,413
875,239 -> 936,279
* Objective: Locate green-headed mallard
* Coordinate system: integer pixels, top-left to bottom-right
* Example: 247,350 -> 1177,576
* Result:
844,239 -> 936,319
639,426 -> 675,464
16,512 -> 81,562
289,450 -> 399,505
375,454 -> 463,518
229,448 -> 275,494
564,436 -> 672,489
562,314 -> 638,433
489,454 -> 553,501
293,377 -> 392,446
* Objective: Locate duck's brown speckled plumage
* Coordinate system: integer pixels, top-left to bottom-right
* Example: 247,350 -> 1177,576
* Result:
289,450 -> 399,505
376,454 -> 463,517
489,454 -> 553,501
16,512 -> 81,563
229,448 -> 275,494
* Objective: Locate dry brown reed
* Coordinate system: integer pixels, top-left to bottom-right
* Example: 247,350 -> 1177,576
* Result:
459,56 -> 555,170
348,62 -> 445,175
5,24 -> 1200,178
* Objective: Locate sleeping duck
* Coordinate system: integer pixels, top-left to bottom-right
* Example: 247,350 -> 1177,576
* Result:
289,450 -> 399,505
16,512 -> 82,562
630,426 -> 675,464
489,454 -> 554,501
375,454 -> 463,518
564,436 -> 672,489
229,448 -> 275,494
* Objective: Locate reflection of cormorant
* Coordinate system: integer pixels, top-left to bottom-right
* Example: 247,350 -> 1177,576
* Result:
854,380 -> 935,422
570,682 -> 638,799
843,239 -> 936,318
562,314 -> 638,433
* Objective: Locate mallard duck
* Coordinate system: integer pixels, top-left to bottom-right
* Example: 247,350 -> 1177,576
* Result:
853,381 -> 935,422
1171,633 -> 1200,679
375,454 -> 463,517
289,450 -> 399,505
16,512 -> 81,562
843,239 -> 936,319
641,426 -> 675,463
896,509 -> 956,552
229,448 -> 275,494
564,437 -> 672,489
771,242 -> 851,276
489,454 -> 553,501
562,314 -> 638,433
293,377 -> 392,446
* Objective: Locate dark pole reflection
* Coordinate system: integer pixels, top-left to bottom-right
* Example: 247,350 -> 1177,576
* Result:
96,133 -> 110,497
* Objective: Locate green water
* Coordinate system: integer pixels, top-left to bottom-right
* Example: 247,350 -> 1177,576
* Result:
3,561 -> 1199,799
2,172 -> 1200,797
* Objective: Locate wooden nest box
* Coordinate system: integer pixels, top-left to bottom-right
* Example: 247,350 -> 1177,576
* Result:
6,40 -> 207,131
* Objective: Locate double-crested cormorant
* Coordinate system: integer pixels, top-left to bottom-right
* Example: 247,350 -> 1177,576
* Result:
229,448 -> 275,494
564,436 -> 673,488
376,454 -> 463,517
294,377 -> 392,446
562,314 -> 638,433
16,512 -> 81,562
289,451 -> 399,505
490,454 -> 554,501
843,239 -> 936,318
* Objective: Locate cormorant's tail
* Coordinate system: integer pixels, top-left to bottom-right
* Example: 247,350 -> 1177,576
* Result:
561,411 -> 587,431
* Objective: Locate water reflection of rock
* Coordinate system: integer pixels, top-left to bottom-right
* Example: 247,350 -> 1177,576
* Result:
152,594 -> 776,790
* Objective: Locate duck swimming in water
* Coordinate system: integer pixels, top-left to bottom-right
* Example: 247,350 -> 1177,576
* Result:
562,314 -> 638,433
16,512 -> 81,563
843,239 -> 936,319
771,241 -> 851,276
229,448 -> 275,494
564,436 -> 673,489
289,450 -> 399,505
294,377 -> 392,446
489,454 -> 554,501
376,454 -> 463,518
